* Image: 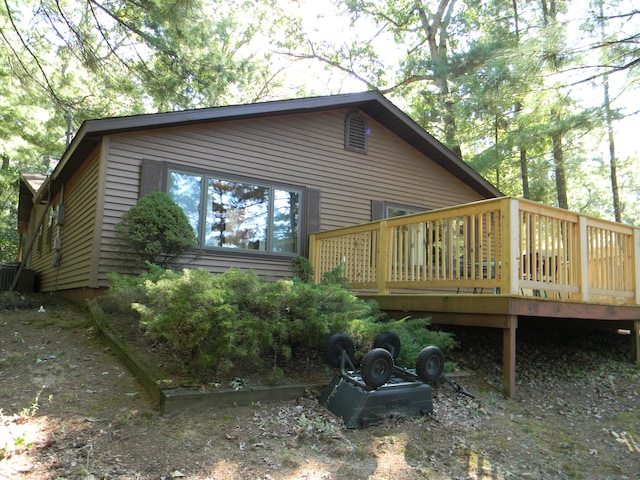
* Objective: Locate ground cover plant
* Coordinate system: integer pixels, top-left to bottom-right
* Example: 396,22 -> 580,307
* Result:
99,261 -> 454,383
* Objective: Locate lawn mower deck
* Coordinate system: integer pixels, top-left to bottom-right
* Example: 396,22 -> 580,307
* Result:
318,365 -> 434,429
318,333 -> 447,429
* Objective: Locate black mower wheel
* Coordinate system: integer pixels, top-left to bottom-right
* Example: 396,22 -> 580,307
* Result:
373,331 -> 401,360
360,348 -> 394,388
326,333 -> 355,368
415,346 -> 444,382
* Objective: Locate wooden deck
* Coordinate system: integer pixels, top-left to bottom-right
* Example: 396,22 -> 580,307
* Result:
309,197 -> 640,398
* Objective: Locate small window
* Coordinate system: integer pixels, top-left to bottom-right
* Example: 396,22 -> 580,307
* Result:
386,205 -> 425,218
372,200 -> 428,221
345,111 -> 368,153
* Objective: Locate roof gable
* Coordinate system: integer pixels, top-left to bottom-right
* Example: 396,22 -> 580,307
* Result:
21,172 -> 48,195
17,173 -> 48,233
37,91 -> 502,201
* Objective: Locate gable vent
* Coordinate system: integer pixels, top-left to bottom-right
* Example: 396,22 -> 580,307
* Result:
345,111 -> 368,153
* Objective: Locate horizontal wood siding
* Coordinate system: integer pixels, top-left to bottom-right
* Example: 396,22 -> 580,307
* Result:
30,149 -> 100,291
97,109 -> 486,283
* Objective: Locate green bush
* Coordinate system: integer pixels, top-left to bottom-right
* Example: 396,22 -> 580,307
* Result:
115,192 -> 197,268
346,316 -> 456,368
103,266 -> 455,379
320,263 -> 349,287
290,256 -> 314,283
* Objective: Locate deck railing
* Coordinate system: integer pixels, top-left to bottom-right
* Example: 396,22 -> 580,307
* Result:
308,197 -> 640,305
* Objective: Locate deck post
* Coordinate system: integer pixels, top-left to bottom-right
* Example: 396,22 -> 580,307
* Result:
578,217 -> 589,302
500,198 -> 520,295
377,221 -> 389,294
633,228 -> 640,305
631,320 -> 640,364
503,315 -> 518,399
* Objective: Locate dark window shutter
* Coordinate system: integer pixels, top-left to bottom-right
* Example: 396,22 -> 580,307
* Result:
304,188 -> 321,256
345,112 -> 368,153
139,159 -> 164,198
371,200 -> 384,221
306,188 -> 321,234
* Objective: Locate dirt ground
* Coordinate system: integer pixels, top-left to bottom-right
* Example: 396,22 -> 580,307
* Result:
1,294 -> 639,480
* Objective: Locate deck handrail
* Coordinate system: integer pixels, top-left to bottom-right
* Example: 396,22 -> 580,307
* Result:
308,197 -> 640,305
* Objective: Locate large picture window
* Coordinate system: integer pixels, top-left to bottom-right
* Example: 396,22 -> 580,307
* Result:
168,169 -> 301,254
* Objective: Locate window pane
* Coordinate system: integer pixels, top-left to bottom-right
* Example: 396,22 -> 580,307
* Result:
206,178 -> 268,250
272,190 -> 300,253
387,207 -> 409,218
168,171 -> 202,239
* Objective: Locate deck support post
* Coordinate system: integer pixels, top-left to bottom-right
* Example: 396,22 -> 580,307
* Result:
377,221 -> 389,294
503,315 -> 518,399
631,320 -> 640,364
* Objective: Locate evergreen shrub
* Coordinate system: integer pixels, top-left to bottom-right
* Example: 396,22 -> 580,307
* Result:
290,256 -> 314,283
115,192 -> 197,268
105,264 -> 455,380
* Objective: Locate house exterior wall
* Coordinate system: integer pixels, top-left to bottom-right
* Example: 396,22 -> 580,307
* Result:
92,108 -> 486,288
28,147 -> 101,292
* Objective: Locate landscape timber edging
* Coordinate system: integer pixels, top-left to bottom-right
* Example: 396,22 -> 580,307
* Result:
87,302 -> 309,415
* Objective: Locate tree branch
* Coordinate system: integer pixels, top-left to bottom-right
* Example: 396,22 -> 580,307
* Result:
2,0 -> 66,108
86,0 -> 152,81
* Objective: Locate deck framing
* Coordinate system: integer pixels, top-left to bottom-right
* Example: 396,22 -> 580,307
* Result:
358,293 -> 640,398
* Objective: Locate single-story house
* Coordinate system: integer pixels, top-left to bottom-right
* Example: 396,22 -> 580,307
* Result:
17,90 -> 501,299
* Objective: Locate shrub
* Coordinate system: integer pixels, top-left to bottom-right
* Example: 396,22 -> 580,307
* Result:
346,316 -> 456,368
103,266 -> 455,380
320,263 -> 349,287
290,256 -> 314,283
100,264 -> 165,313
132,269 -> 217,347
115,192 -> 197,268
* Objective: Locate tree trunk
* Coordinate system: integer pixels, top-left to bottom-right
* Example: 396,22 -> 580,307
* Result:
0,154 -> 9,199
551,112 -> 568,209
598,0 -> 622,222
416,0 -> 462,158
543,1 -> 567,209
512,0 -> 530,198
494,114 -> 501,191
603,77 -> 621,222
519,142 -> 530,199
514,99 -> 530,199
